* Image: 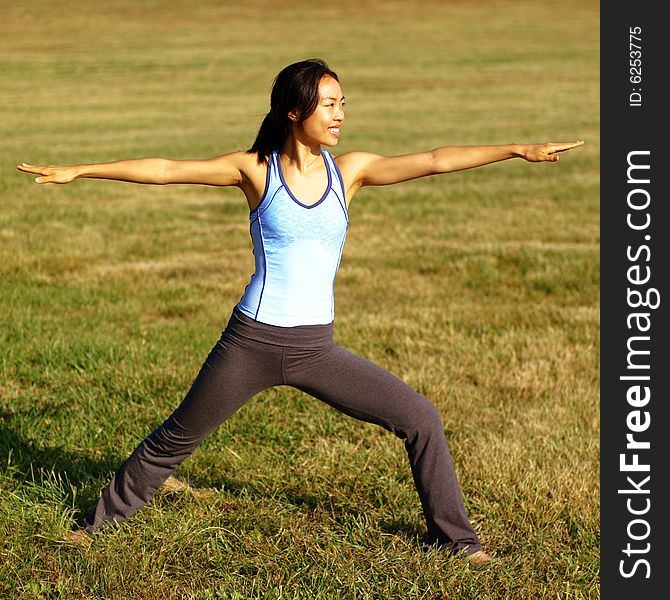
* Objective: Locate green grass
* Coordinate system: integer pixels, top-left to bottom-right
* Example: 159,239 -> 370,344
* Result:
1,1 -> 599,598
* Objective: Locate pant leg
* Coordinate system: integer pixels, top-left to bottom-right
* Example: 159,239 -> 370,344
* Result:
283,342 -> 482,554
84,326 -> 283,534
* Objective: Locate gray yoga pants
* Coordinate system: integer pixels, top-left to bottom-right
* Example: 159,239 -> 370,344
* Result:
84,307 -> 482,554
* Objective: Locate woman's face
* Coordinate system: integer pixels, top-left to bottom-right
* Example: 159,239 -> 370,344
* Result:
293,75 -> 345,147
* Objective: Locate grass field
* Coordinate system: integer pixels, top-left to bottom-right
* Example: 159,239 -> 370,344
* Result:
1,1 -> 599,598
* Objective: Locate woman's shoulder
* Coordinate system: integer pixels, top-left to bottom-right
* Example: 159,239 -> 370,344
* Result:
332,151 -> 379,181
199,149 -> 265,178
213,151 -> 270,209
333,150 -> 379,166
224,150 -> 268,172
226,150 -> 273,186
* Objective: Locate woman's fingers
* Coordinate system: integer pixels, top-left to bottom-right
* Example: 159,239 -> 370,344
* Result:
17,163 -> 47,183
16,163 -> 41,174
529,140 -> 584,162
17,163 -> 49,177
16,163 -> 70,184
548,140 -> 585,154
521,141 -> 584,162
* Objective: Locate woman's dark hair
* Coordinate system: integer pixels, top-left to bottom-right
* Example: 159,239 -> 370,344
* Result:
248,58 -> 339,163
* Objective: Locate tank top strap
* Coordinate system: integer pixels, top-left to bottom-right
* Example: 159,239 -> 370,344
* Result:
323,151 -> 348,219
252,151 -> 283,219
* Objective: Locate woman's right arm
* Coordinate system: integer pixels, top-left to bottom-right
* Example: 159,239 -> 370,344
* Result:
16,151 -> 249,187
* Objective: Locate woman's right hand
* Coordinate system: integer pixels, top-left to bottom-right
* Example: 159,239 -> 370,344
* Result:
16,163 -> 80,184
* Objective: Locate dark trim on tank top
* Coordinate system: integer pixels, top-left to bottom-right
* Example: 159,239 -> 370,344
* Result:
254,217 -> 268,320
331,222 -> 348,308
325,152 -> 349,222
276,150 -> 332,209
248,154 -> 274,220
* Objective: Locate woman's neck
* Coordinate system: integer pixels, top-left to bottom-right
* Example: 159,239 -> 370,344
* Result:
280,136 -> 322,174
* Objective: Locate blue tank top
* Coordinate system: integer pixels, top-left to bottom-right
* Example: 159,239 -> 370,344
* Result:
237,150 -> 349,326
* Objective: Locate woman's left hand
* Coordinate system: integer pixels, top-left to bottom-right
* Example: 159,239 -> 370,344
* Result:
519,140 -> 584,162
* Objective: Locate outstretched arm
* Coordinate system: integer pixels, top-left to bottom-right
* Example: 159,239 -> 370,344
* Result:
338,141 -> 584,191
16,152 -> 249,186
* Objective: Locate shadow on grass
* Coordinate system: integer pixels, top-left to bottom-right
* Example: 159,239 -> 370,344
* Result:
271,486 -> 425,545
0,421 -> 121,515
1,415 -> 425,547
379,518 -> 424,541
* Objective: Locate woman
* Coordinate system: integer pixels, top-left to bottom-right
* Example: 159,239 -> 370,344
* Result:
17,58 -> 583,565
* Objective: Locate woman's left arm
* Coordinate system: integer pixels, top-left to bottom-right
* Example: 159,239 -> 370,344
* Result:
338,141 -> 584,192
